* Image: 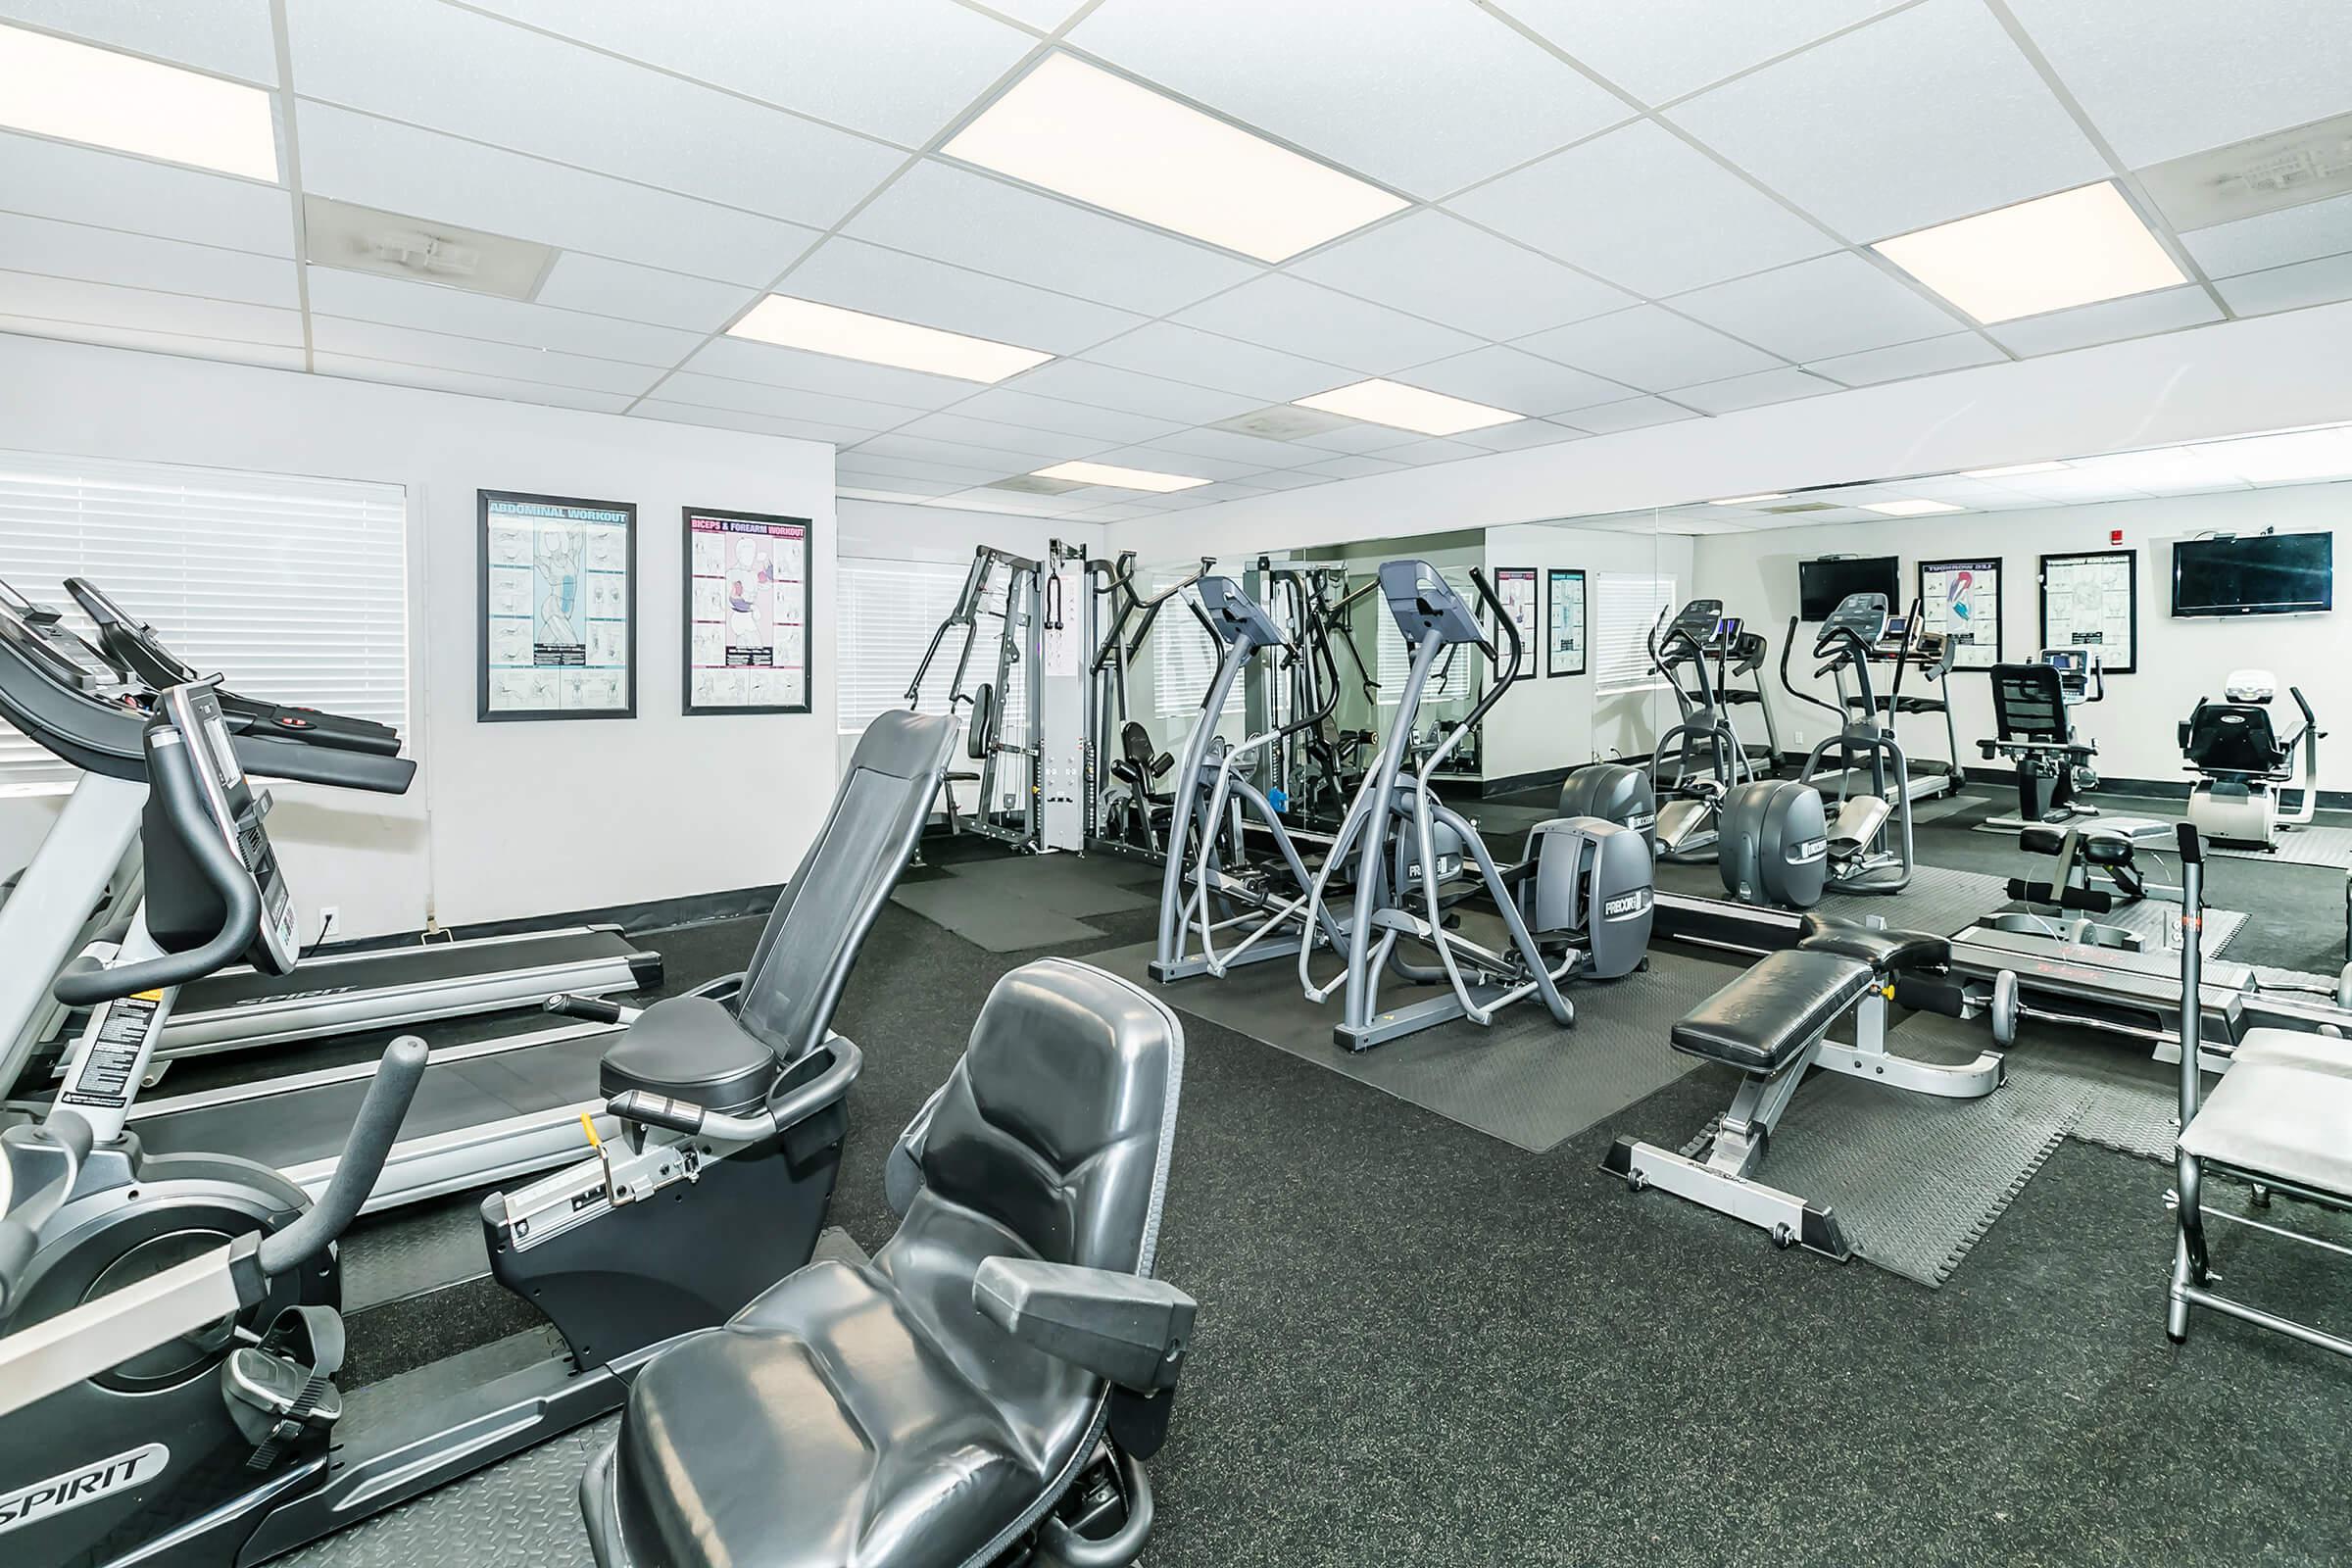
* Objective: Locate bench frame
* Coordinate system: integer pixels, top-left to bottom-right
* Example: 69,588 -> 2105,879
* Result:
1605,956 -> 2004,1260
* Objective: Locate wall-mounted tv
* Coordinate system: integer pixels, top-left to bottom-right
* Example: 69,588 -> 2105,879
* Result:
2171,532 -> 2332,617
1798,555 -> 1899,621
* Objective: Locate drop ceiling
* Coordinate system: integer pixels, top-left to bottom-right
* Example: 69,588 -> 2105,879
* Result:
1,0 -> 2349,525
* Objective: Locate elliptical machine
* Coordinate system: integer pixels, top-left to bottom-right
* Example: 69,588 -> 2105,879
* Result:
1646,600 -> 1758,862
1299,563 -> 1652,1052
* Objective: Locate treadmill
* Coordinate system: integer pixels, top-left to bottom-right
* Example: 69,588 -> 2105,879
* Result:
52,578 -> 660,1067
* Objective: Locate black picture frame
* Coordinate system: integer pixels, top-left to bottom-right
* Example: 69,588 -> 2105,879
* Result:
1545,567 -> 1587,677
681,507 -> 815,716
2036,548 -> 2139,675
477,489 -> 637,722
1916,557 -> 2003,672
1494,566 -> 1539,684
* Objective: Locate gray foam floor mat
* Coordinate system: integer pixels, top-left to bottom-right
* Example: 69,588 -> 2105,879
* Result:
342,1194 -> 493,1312
1091,939 -> 1735,1152
2209,823 -> 2352,869
893,874 -> 1102,952
944,852 -> 1157,917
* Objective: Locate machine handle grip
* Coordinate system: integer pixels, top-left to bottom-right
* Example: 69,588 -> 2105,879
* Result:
545,993 -> 623,1024
256,1037 -> 428,1275
52,728 -> 262,1007
2176,821 -> 2203,866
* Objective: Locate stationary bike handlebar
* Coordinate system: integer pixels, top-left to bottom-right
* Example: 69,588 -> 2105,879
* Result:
51,719 -> 263,1007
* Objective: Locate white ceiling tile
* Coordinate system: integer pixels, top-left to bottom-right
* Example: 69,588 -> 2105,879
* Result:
455,0 -> 1035,147
311,351 -> 634,413
0,0 -> 277,83
0,211 -> 294,307
305,267 -> 703,365
997,357 -> 1261,423
681,335 -> 984,411
2215,252 -> 2352,318
1805,332 -> 2006,386
1080,321 -> 1350,401
1085,444 -> 1253,482
296,104 -> 818,285
944,386 -> 1181,445
1447,121 -> 1834,294
2182,194 -> 2352,279
1562,396 -> 1705,435
835,450 -> 1007,485
287,0 -> 902,228
1515,305 -> 1781,391
889,412 -> 1105,462
1301,453 -> 1407,479
1169,274 -> 1479,375
1451,417 -> 1590,453
851,432 -> 1043,476
1288,211 -> 1633,341
2007,0 -> 2352,169
1669,253 -> 1962,362
1377,437 -> 1488,467
1231,466 -> 1337,491
651,371 -> 914,433
1395,344 -> 1633,416
0,268 -> 301,343
781,237 -> 1142,356
1145,426 -> 1333,469
1669,0 -> 2109,242
1495,0 -> 1908,104
1670,366 -> 1838,414
1066,500 -> 1173,521
1173,479 -> 1275,505
1293,423 -> 1416,455
632,399 -> 874,446
965,0 -> 1088,31
0,315 -> 304,369
534,254 -> 756,334
0,129 -> 294,256
1987,284 -> 2224,355
838,476 -> 968,500
309,317 -> 662,395
846,160 -> 1259,317
1066,0 -> 1628,197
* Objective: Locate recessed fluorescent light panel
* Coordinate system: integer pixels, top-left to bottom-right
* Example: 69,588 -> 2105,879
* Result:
1862,498 -> 1964,516
727,296 -> 1051,383
1961,462 -> 2069,478
1874,182 -> 2186,324
1032,460 -> 1209,494
944,53 -> 1407,263
1294,379 -> 1523,437
1710,493 -> 1788,506
0,22 -> 277,180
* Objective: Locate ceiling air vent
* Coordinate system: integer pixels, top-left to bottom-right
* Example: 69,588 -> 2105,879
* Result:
1763,502 -> 1840,514
2139,110 -> 2352,231
303,197 -> 558,301
1210,405 -> 1358,440
984,474 -> 1086,495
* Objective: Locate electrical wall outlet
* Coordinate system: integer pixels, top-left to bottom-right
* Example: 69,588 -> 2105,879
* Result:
318,906 -> 341,942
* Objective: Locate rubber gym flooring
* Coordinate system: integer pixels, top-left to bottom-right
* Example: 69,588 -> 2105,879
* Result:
324,816 -> 2352,1567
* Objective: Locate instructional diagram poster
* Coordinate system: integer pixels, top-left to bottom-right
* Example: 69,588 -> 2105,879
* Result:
684,509 -> 811,714
1546,567 -> 1587,677
1494,567 -> 1539,683
479,491 -> 635,721
2038,549 -> 2137,674
1918,558 -> 2002,671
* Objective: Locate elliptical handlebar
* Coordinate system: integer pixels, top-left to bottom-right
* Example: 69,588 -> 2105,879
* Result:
255,1036 -> 428,1275
1780,613 -> 1845,721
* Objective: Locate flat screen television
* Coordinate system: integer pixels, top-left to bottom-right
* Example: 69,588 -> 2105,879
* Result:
2171,532 -> 2332,617
1798,556 -> 1899,621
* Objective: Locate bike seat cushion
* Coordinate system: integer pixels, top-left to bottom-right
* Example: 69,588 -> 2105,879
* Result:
1795,913 -> 1949,973
599,995 -> 778,1112
1671,949 -> 1876,1074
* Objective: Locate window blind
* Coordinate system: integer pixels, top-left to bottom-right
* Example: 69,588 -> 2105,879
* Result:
1592,570 -> 1680,696
1150,574 -> 1244,721
1373,564 -> 1480,705
837,556 -> 1026,756
0,450 -> 407,791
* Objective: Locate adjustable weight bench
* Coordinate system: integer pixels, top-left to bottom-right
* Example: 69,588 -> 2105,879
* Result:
1605,914 -> 2004,1259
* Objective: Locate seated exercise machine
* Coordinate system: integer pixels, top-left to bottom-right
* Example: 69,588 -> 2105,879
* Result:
580,956 -> 1196,1568
0,687 -> 956,1563
1647,599 -> 1760,862
1605,913 -> 2002,1258
2180,670 -> 2324,852
1301,563 -> 1653,1052
2170,820 -> 2352,1359
1989,822 -> 2181,953
1980,651 -> 2134,831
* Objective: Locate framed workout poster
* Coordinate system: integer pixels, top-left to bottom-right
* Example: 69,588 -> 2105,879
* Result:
2038,548 -> 2138,675
1918,558 -> 2002,671
478,490 -> 636,721
1494,566 -> 1539,682
1546,567 -> 1587,677
683,508 -> 812,715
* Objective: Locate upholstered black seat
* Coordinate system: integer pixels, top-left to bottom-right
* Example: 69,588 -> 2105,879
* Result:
598,996 -> 775,1109
2180,703 -> 2289,778
1795,913 -> 1949,972
1671,949 -> 1876,1073
581,957 -> 1189,1568
2017,824 -> 2134,864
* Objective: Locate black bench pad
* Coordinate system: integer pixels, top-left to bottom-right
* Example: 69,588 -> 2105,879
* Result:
2018,825 -> 2133,863
1796,913 -> 1949,972
1671,949 -> 1876,1074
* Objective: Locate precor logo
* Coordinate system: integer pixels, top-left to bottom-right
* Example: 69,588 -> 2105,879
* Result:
0,1444 -> 170,1534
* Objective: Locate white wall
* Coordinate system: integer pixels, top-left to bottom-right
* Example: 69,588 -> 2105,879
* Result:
1104,300 -> 2352,564
1482,525 -> 1693,782
0,332 -> 841,939
1689,485 -> 2351,790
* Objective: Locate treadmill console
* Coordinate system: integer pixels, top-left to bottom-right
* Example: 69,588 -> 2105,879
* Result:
0,580 -> 136,699
147,682 -> 301,976
1816,592 -> 1890,650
